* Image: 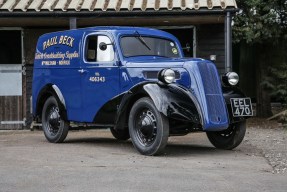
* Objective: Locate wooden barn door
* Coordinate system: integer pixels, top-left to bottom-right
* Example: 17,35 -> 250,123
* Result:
0,29 -> 25,129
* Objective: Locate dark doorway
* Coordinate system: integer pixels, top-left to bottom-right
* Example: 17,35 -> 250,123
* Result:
0,30 -> 22,64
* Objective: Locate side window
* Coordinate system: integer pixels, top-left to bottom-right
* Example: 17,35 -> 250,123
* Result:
86,35 -> 114,62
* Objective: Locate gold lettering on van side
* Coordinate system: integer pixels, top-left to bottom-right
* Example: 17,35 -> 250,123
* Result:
43,36 -> 58,50
59,35 -> 74,47
43,35 -> 75,50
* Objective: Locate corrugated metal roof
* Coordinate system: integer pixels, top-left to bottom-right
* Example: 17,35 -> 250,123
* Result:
0,0 -> 237,12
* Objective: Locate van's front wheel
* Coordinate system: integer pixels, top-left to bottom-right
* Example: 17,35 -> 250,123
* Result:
129,97 -> 169,156
206,120 -> 246,150
42,96 -> 69,143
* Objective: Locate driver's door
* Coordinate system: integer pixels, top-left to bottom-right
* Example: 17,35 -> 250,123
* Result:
81,33 -> 120,123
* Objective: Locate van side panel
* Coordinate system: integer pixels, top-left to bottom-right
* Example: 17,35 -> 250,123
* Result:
32,30 -> 84,121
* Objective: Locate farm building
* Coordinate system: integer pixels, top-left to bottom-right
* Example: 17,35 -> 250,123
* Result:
0,0 -> 238,129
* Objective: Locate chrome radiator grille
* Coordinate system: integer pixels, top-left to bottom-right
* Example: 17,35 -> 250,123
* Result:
197,62 -> 221,94
197,62 -> 228,124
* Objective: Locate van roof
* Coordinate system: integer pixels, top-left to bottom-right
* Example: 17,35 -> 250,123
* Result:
39,26 -> 176,41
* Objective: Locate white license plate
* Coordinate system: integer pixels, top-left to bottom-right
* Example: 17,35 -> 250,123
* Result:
230,98 -> 253,117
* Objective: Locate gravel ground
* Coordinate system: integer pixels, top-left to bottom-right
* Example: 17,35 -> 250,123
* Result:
0,119 -> 286,192
244,119 -> 287,174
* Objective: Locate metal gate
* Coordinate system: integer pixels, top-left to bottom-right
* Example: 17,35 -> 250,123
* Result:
0,29 -> 25,129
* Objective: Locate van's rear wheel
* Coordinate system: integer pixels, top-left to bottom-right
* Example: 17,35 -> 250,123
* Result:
206,120 -> 246,150
42,96 -> 69,143
129,97 -> 169,156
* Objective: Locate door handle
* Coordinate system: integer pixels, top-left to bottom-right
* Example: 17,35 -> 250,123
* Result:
78,69 -> 87,74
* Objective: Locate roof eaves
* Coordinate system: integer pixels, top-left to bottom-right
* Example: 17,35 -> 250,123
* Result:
0,8 -> 239,17
0,0 -> 238,12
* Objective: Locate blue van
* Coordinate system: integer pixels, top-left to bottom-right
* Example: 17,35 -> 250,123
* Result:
32,27 -> 252,155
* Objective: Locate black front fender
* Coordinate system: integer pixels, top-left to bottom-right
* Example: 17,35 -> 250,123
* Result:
114,82 -> 202,130
223,86 -> 246,104
144,83 -> 202,123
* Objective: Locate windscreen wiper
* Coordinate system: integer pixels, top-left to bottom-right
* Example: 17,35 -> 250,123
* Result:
134,31 -> 151,51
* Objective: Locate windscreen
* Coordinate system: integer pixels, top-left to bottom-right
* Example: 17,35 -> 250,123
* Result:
120,36 -> 180,58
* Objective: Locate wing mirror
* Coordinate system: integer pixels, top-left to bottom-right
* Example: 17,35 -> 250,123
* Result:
182,43 -> 191,53
99,42 -> 113,51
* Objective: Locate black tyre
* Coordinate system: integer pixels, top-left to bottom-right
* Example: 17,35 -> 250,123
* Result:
128,97 -> 169,156
206,120 -> 246,150
110,127 -> 130,140
42,96 -> 69,143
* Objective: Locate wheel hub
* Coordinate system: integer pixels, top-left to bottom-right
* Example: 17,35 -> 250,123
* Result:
220,124 -> 235,137
49,110 -> 60,127
47,106 -> 60,134
135,109 -> 157,146
140,115 -> 154,138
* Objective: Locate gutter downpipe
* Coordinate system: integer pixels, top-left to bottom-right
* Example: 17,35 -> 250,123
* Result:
69,17 -> 77,29
225,11 -> 232,72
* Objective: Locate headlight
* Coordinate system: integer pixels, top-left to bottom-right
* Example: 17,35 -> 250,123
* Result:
158,69 -> 175,84
222,72 -> 239,86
